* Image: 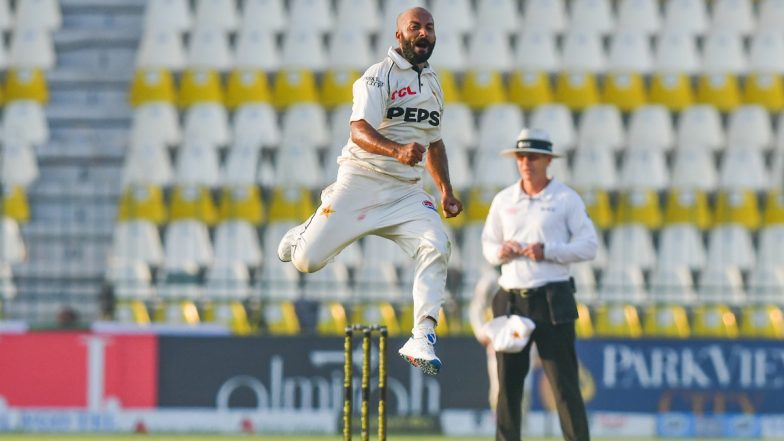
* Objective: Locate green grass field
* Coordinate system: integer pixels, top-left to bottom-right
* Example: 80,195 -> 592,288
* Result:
0,435 -> 752,441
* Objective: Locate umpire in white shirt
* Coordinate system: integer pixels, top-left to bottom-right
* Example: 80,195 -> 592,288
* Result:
481,128 -> 597,441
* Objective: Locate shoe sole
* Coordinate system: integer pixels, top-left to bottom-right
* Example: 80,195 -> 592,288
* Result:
399,352 -> 442,376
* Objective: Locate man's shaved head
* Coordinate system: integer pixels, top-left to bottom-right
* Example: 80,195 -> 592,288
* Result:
395,7 -> 436,66
396,7 -> 433,32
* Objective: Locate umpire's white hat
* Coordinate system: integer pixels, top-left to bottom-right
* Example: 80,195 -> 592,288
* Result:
500,128 -> 562,158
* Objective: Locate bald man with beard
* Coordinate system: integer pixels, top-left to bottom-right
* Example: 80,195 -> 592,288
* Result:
278,7 -> 462,376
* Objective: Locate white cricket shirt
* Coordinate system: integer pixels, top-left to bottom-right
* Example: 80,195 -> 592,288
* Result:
337,47 -> 445,182
481,178 -> 598,290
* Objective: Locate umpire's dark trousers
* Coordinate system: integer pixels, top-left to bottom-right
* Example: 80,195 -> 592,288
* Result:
492,286 -> 590,441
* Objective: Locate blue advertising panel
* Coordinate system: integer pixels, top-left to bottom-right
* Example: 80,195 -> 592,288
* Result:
529,339 -> 784,415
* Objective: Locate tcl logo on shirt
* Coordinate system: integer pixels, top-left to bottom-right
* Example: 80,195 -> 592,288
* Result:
386,106 -> 441,126
391,86 -> 416,100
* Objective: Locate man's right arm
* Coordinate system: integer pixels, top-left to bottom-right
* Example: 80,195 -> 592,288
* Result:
350,120 -> 426,166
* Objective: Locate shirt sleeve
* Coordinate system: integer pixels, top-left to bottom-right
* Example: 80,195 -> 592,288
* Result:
481,195 -> 506,266
349,65 -> 387,128
544,191 -> 598,264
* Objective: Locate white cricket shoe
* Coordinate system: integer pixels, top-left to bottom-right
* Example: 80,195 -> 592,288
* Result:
276,226 -> 299,262
398,326 -> 442,375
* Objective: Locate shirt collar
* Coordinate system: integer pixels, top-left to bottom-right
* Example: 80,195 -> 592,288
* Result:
515,178 -> 557,201
387,46 -> 431,72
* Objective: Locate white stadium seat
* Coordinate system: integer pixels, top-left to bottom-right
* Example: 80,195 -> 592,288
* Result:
616,0 -> 660,35
241,0 -> 286,34
569,0 -> 614,36
175,138 -> 220,187
187,28 -> 233,72
2,100 -> 49,146
131,102 -> 181,148
523,0 -> 566,34
235,29 -> 280,71
233,103 -> 280,149
662,0 -> 708,36
528,104 -> 576,153
710,0 -> 754,36
9,28 -> 55,70
136,29 -> 186,71
1,138 -> 38,187
431,0 -> 473,35
288,0 -> 334,34
476,0 -> 518,34
183,102 -> 231,149
15,0 -> 61,32
221,142 -> 260,186
335,0 -> 380,34
627,105 -> 673,151
111,220 -> 164,267
194,0 -> 238,33
144,0 -> 192,33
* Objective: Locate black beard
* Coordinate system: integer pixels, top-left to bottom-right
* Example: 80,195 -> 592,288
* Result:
401,37 -> 436,64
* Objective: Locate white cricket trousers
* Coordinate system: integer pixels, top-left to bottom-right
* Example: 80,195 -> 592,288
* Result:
288,164 -> 451,326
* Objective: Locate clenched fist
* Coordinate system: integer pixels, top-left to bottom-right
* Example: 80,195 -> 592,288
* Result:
395,142 -> 426,166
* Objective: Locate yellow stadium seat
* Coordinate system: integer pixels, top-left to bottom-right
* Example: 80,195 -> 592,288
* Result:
615,190 -> 662,229
740,304 -> 784,338
169,185 -> 218,225
272,69 -> 319,109
465,187 -> 498,223
594,304 -> 643,338
437,69 -> 461,103
554,72 -> 599,111
155,299 -> 201,325
178,68 -> 224,108
714,189 -> 761,230
692,304 -> 739,338
4,68 -> 47,103
203,301 -> 253,335
316,302 -> 348,335
649,72 -> 693,111
643,304 -> 691,338
579,189 -> 613,230
117,184 -> 167,225
601,72 -> 647,112
696,73 -> 741,113
115,299 -> 152,325
763,190 -> 784,225
575,303 -> 594,338
129,69 -> 176,106
218,185 -> 265,225
508,70 -> 553,110
3,185 -> 29,223
225,69 -> 271,109
742,73 -> 784,111
267,186 -> 316,223
350,302 -> 403,336
663,189 -> 712,229
320,69 -> 358,109
461,69 -> 507,110
263,301 -> 301,334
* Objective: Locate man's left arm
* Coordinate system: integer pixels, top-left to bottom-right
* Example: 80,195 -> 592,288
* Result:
426,139 -> 462,218
543,194 -> 598,264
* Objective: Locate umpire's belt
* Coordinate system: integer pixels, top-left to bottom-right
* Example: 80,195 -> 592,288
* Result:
504,286 -> 547,297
